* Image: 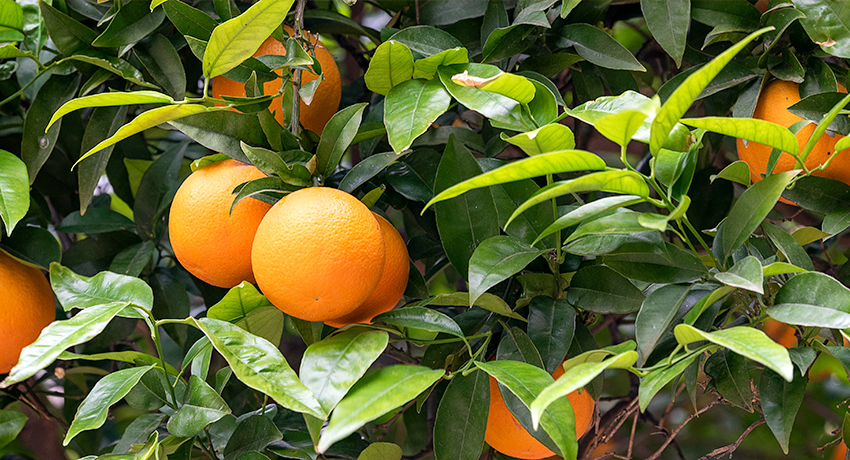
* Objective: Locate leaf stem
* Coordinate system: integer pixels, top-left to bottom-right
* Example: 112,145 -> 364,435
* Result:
0,62 -> 55,108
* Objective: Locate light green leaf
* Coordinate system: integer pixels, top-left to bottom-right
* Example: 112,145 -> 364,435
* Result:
762,262 -> 807,277
502,123 -> 576,156
0,150 -> 29,236
714,256 -> 763,294
711,160 -> 750,186
412,47 -> 468,80
203,0 -> 295,78
681,117 -> 799,156
49,263 -> 153,313
451,70 -> 536,104
364,41 -> 413,96
424,150 -> 606,210
650,27 -> 772,154
385,78 -> 451,153
207,282 -> 284,346
437,65 -> 527,131
507,170 -> 650,227
673,324 -> 793,381
595,110 -> 649,148
47,92 -> 175,134
638,352 -> 700,412
534,195 -> 644,245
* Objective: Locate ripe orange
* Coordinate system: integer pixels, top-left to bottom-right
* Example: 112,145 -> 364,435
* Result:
736,79 -> 849,187
485,362 -> 595,459
0,250 -> 55,374
211,28 -> 341,135
168,159 -> 271,288
763,318 -> 797,348
832,441 -> 847,460
325,213 -> 409,328
251,187 -> 386,322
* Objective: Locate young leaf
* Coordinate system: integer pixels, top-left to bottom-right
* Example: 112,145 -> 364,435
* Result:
203,0 -> 295,79
358,443 -> 403,460
437,66 -> 527,131
47,91 -> 175,132
412,47 -> 468,80
433,370 -> 489,460
681,117 -> 799,156
317,365 -> 444,453
673,324 -> 794,381
192,317 -> 325,419
650,27 -> 772,154
364,41 -> 413,95
425,149 -> 605,210
502,123 -> 576,156
299,329 -> 389,414
317,103 -> 368,176
468,235 -> 546,307
451,70 -> 536,104
0,150 -> 29,236
64,365 -> 155,445
385,79 -> 451,153
714,256 -> 764,294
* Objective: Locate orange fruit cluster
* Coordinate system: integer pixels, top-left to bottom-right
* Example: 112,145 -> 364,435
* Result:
169,161 -> 409,325
0,250 -> 55,374
485,361 -> 596,459
211,29 -> 341,135
736,79 -> 849,187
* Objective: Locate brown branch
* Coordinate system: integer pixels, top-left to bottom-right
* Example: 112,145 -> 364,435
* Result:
645,398 -> 722,460
694,418 -> 766,460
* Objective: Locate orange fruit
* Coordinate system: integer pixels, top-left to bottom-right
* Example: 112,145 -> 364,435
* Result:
251,187 -> 386,322
0,250 -> 55,374
168,159 -> 271,288
763,318 -> 797,348
325,213 -> 409,328
832,442 -> 847,460
485,362 -> 595,459
736,79 -> 849,188
211,28 -> 341,135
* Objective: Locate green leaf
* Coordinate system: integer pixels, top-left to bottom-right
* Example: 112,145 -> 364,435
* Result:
317,365 -> 444,453
565,210 -> 660,244
474,360 -> 577,459
374,306 -> 464,338
530,351 -> 636,428
0,0 -> 23,41
795,0 -> 850,58
39,0 -> 96,56
762,222 -> 815,271
433,370 -> 489,460
169,111 -> 270,162
450,70 -> 536,104
502,123 -> 576,156
567,265 -> 645,314
507,170 -> 649,227
57,208 -> 136,234
558,23 -> 646,72
22,74 -> 81,183
91,0 -> 165,47
782,176 -> 850,214
635,285 -> 691,359
433,136 -> 500,278
416,292 -> 525,322
535,195 -> 645,245
602,243 -> 708,284
762,261 -> 807,277
167,375 -> 231,438
0,150 -> 29,236
385,79 -> 451,153
716,170 -> 798,263
78,106 -> 129,215
192,317 -> 325,419
638,352 -> 700,412
223,415 -> 282,460
595,109 -> 650,149
640,0 -> 689,67
437,65 -> 526,131
769,272 -> 850,328
47,91 -> 174,132
203,0 -> 295,78
425,149 -> 605,210
50,263 -> 152,316
0,227 -> 61,270
824,208 -> 850,237
704,349 -> 753,411
412,47 -> 468,80
76,105 -> 212,168
299,329 -> 389,414
207,282 -> 285,346
650,27 -> 772,154
386,26 -> 463,57
468,235 -> 546,307
712,160 -> 750,186
528,296 -> 576,374
339,151 -> 406,193
681,117 -> 799,156
714,256 -> 763,294
163,0 -> 217,40
135,33 -> 187,100
0,411 -> 27,451
65,365 -> 154,445
317,103 -> 368,176
673,324 -> 793,381
364,40 -> 413,96
357,443 -> 402,460
760,368 -> 805,453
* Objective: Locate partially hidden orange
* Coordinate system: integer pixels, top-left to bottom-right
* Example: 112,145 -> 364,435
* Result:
736,79 -> 849,188
168,159 -> 271,288
0,250 -> 55,374
485,362 -> 595,459
763,318 -> 797,348
251,187 -> 386,322
325,213 -> 409,328
211,28 -> 341,135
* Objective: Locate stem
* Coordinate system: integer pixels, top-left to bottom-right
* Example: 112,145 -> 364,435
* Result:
547,173 -> 563,274
0,62 -> 55,108
144,312 -> 179,406
682,216 -> 720,268
619,143 -> 639,174
290,0 -> 307,137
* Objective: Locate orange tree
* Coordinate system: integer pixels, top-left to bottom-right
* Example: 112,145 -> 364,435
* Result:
3,0 -> 850,459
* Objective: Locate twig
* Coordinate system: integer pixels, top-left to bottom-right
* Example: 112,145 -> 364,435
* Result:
645,398 -> 722,460
695,418 -> 766,460
627,409 -> 639,458
656,383 -> 686,428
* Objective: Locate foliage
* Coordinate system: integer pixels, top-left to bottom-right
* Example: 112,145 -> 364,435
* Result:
2,0 -> 850,459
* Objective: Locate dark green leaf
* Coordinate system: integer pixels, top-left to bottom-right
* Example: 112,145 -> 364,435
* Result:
57,208 -> 135,234
168,110 -> 271,162
0,411 -> 27,451
162,0 -> 216,40
468,235 -> 545,307
760,368 -> 805,453
558,24 -> 645,72
91,0 -> 165,47
770,272 -> 850,328
223,415 -> 282,460
21,73 -> 80,183
39,0 -> 96,56
78,105 -> 129,214
567,265 -> 644,314
602,243 -> 709,284
0,226 -> 62,269
167,375 -> 231,437
135,34 -> 186,100
635,285 -> 691,359
387,26 -> 464,56
207,282 -> 284,346
433,371 -> 489,460
704,349 -> 752,411
528,297 -> 576,374
795,0 -> 850,58
317,103 -> 367,176
339,151 -> 405,193
641,0 -> 689,67
375,306 -> 464,338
